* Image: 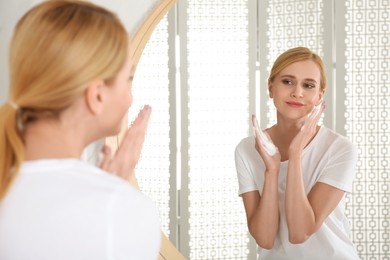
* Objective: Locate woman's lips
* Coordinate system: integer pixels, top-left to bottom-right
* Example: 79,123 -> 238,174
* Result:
286,101 -> 304,108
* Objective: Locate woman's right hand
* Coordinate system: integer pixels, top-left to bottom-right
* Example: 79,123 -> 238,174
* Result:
99,105 -> 152,181
252,115 -> 281,173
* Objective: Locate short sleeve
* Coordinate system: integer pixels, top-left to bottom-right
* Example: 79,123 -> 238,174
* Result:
107,184 -> 161,260
235,138 -> 260,196
318,138 -> 358,193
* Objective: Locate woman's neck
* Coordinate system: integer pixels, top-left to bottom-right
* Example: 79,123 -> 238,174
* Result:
23,121 -> 82,160
267,115 -> 307,161
22,109 -> 99,161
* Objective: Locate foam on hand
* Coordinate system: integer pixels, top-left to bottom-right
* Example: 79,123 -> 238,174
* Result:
308,100 -> 325,119
252,116 -> 277,156
301,101 -> 325,131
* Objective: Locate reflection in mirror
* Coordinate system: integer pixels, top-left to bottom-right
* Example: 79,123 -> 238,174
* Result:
128,1 -> 390,260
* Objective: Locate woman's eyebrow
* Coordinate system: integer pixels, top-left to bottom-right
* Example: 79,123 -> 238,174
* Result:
279,74 -> 296,79
304,78 -> 318,84
280,74 -> 318,84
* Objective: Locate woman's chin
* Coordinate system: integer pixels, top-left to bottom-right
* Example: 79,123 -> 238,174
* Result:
112,127 -> 121,136
106,125 -> 121,137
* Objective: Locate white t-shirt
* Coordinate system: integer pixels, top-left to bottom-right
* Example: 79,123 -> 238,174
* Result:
0,159 -> 160,260
235,126 -> 359,260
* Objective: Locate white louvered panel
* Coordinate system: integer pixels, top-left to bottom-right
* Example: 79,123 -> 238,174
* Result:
344,1 -> 390,259
186,0 -> 251,259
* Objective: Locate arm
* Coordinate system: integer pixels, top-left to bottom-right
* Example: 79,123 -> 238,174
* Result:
285,104 -> 346,243
242,169 -> 279,249
285,154 -> 345,243
241,115 -> 281,249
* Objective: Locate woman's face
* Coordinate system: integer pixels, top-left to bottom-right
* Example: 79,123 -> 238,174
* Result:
268,59 -> 324,121
102,54 -> 134,135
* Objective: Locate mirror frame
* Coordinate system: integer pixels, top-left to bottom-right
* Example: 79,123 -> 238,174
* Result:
105,1 -> 185,259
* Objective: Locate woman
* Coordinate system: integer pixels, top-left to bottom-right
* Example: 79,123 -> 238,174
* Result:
0,1 -> 160,259
235,47 -> 359,259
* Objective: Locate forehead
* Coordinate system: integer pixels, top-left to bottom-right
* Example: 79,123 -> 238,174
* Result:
279,60 -> 321,80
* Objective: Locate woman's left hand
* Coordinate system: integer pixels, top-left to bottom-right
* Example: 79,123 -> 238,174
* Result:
99,105 -> 152,181
289,103 -> 325,154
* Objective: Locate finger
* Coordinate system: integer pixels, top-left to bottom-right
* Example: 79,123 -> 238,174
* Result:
251,115 -> 257,136
309,101 -> 326,129
134,105 -> 152,130
125,106 -> 151,142
253,126 -> 278,158
252,115 -> 262,146
252,114 -> 262,140
318,101 -> 326,119
312,101 -> 326,121
302,103 -> 323,131
110,106 -> 152,179
118,110 -> 151,162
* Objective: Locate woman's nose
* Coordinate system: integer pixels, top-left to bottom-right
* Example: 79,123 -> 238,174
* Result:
290,86 -> 303,98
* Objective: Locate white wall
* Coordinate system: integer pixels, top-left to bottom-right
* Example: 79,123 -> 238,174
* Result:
0,0 -> 159,104
0,0 -> 34,103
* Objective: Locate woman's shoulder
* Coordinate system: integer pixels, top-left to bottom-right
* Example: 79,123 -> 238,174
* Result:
50,160 -> 158,215
235,136 -> 256,156
75,161 -> 156,207
317,127 -> 357,154
236,136 -> 255,149
320,127 -> 353,144
21,159 -> 139,196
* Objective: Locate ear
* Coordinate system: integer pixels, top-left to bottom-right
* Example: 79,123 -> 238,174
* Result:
268,79 -> 274,98
317,90 -> 324,105
84,80 -> 106,115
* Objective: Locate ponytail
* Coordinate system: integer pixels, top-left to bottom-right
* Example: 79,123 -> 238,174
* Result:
0,102 -> 24,200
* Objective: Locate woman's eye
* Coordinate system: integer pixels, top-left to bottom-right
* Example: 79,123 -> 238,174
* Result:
282,79 -> 292,85
304,83 -> 316,89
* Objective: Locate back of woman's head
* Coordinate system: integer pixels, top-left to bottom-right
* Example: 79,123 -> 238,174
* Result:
269,47 -> 327,93
0,0 -> 129,199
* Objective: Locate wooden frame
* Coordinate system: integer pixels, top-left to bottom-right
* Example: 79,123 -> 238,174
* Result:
105,1 -> 185,259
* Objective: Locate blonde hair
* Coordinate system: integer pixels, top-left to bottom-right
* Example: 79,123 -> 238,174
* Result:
269,47 -> 327,93
0,0 -> 129,199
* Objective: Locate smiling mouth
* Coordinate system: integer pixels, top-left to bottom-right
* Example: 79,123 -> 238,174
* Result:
286,101 -> 304,108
